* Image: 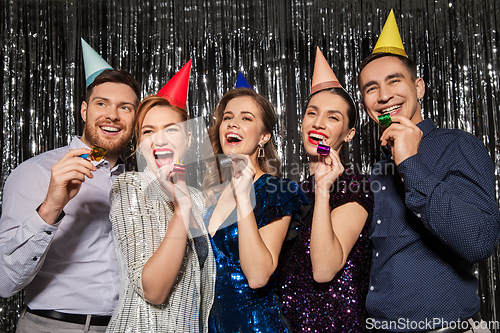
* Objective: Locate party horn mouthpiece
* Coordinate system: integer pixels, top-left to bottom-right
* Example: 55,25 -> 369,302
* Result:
317,143 -> 330,155
80,145 -> 107,161
378,114 -> 392,127
173,159 -> 186,173
219,156 -> 233,167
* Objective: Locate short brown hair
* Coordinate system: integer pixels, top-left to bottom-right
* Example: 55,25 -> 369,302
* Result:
357,53 -> 417,94
85,69 -> 140,106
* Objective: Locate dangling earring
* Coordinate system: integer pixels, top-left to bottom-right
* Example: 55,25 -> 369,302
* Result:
258,143 -> 265,158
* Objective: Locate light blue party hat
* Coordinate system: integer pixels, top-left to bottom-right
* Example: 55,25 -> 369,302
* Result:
81,38 -> 113,87
235,71 -> 254,90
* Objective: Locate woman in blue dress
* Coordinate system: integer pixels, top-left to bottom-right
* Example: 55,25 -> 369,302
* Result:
203,87 -> 305,332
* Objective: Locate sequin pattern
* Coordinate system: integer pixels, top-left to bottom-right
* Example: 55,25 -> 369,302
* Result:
206,174 -> 307,333
278,169 -> 373,332
107,170 -> 216,333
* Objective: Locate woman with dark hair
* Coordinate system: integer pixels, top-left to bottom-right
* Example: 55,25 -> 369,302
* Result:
278,49 -> 373,332
107,61 -> 215,333
204,86 -> 305,332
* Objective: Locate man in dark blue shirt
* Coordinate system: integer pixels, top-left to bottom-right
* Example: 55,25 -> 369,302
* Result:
357,10 -> 500,333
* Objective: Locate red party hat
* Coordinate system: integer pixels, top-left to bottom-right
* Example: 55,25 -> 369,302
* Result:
157,59 -> 192,109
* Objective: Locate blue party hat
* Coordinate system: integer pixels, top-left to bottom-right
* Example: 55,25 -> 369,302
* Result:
235,71 -> 254,90
81,38 -> 113,87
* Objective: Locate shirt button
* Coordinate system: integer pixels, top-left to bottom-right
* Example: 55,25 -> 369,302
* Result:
417,213 -> 422,218
382,186 -> 386,190
45,231 -> 52,235
376,220 -> 381,224
32,257 -> 37,261
375,252 -> 379,257
370,286 -> 375,291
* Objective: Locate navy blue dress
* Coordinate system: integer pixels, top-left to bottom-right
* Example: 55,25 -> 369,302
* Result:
206,174 -> 306,333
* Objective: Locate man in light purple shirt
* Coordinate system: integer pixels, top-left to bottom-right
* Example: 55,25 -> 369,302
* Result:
0,69 -> 140,332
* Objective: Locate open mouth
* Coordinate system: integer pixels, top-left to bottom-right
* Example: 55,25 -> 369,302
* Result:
100,125 -> 121,134
225,133 -> 243,145
308,131 -> 328,146
379,104 -> 402,115
153,148 -> 174,168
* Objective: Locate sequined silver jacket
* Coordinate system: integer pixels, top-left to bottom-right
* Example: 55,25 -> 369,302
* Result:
106,170 -> 215,333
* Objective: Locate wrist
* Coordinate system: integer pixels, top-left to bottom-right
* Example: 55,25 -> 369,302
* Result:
173,207 -> 192,224
174,202 -> 192,214
235,195 -> 253,211
234,193 -> 252,207
37,202 -> 65,225
314,184 -> 331,198
315,189 -> 330,202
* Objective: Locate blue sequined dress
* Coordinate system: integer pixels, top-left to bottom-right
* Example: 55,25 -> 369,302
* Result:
206,174 -> 306,333
278,169 -> 373,332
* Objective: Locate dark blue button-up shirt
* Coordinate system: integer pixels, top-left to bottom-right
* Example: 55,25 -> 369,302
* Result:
366,119 -> 500,332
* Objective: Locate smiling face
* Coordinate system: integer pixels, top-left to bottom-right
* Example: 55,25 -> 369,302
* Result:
138,105 -> 190,172
219,96 -> 270,159
80,82 -> 137,158
359,56 -> 425,126
302,90 -> 355,155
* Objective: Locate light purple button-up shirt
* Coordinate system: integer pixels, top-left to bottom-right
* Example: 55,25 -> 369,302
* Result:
0,137 -> 123,315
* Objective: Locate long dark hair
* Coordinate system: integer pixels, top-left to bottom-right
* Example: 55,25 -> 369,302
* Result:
305,87 -> 358,163
306,87 -> 357,129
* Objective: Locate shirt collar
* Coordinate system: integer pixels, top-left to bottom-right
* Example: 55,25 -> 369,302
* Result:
69,136 -> 125,171
69,136 -> 90,150
380,118 -> 435,160
381,145 -> 392,160
416,118 -> 436,139
113,160 -> 126,173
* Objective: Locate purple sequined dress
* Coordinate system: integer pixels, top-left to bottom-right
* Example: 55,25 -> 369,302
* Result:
278,169 -> 373,332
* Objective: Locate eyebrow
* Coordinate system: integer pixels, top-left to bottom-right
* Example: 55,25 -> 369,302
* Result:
386,73 -> 405,81
361,72 -> 405,93
306,105 -> 344,117
327,110 -> 344,118
361,81 -> 377,94
92,96 -> 136,106
163,123 -> 181,128
141,123 -> 180,130
91,96 -> 111,103
223,110 -> 255,117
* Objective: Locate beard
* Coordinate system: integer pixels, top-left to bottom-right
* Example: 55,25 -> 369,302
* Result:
82,121 -> 132,158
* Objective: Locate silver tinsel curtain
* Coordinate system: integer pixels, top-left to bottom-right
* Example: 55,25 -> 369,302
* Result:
1,0 -> 499,331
